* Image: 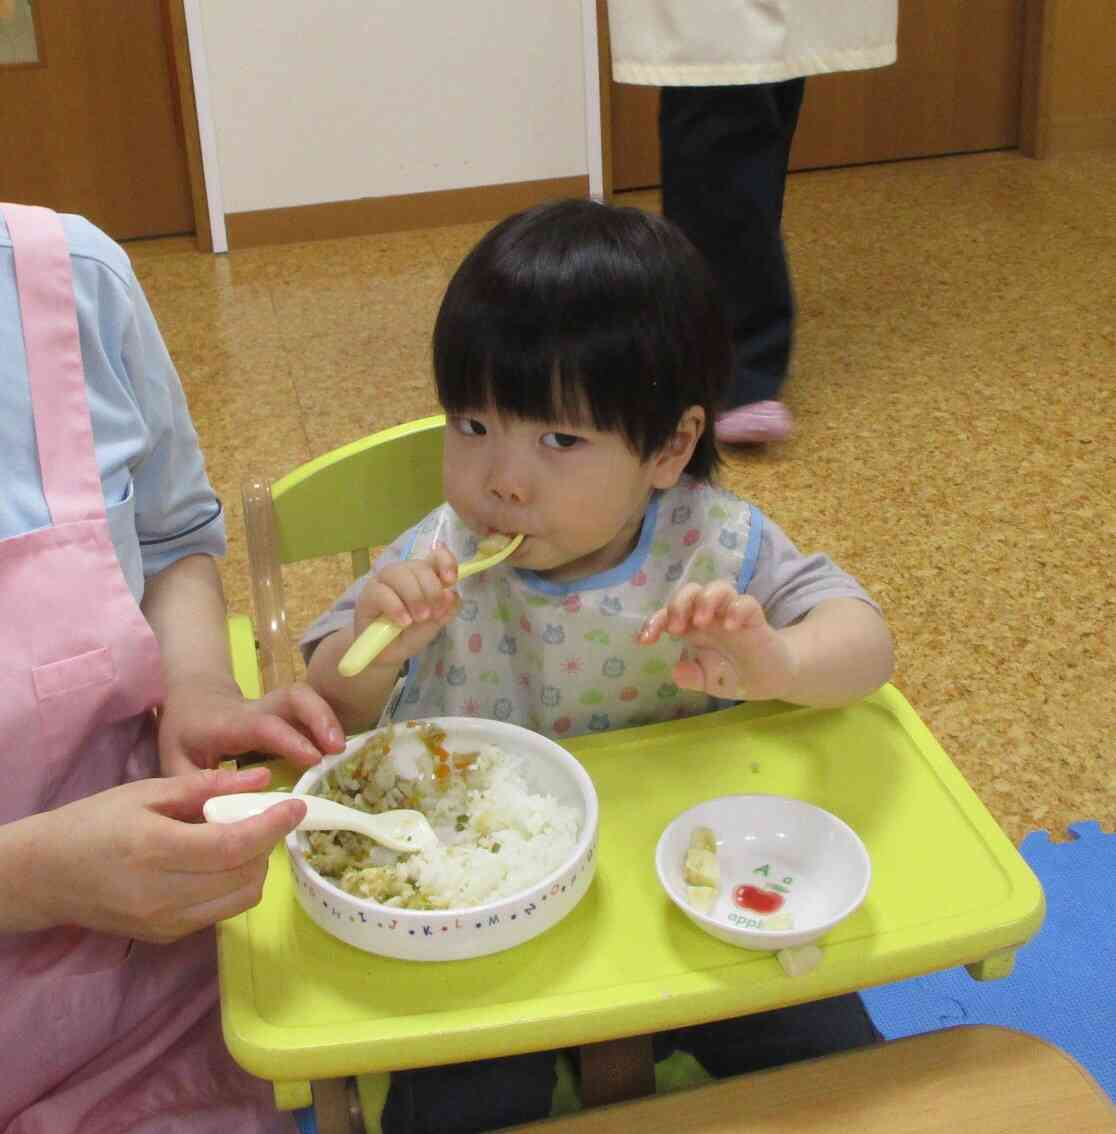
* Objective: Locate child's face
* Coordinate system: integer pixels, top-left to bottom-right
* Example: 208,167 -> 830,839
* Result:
443,405 -> 702,583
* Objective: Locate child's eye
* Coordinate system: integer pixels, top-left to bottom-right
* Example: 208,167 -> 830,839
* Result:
541,432 -> 581,450
453,417 -> 487,437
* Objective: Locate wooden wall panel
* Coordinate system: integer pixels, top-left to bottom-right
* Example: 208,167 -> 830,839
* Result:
0,0 -> 193,239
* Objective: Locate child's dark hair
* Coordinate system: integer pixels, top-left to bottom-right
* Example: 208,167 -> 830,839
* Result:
433,198 -> 731,480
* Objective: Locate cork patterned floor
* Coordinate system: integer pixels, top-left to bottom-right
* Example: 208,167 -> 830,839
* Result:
128,149 -> 1115,847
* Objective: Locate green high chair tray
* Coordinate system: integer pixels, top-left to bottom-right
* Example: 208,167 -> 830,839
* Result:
217,684 -> 1044,1109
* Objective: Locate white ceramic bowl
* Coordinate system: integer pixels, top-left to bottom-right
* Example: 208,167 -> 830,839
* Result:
655,795 -> 870,951
288,717 -> 598,961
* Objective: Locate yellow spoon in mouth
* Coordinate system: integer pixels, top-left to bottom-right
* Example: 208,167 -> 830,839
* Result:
337,533 -> 524,677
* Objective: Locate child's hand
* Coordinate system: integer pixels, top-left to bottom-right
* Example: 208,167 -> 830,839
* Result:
158,678 -> 346,777
639,581 -> 798,702
352,546 -> 461,667
23,767 -> 305,942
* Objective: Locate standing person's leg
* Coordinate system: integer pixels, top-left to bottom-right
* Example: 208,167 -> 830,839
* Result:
659,79 -> 806,444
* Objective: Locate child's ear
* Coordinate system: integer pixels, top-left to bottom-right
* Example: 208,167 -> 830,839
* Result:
650,406 -> 706,489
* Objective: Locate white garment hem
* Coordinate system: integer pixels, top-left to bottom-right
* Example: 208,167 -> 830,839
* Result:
612,45 -> 896,87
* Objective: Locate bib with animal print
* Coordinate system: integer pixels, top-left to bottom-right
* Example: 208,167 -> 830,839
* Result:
389,477 -> 761,739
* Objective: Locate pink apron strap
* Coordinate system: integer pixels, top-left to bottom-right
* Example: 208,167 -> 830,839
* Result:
2,203 -> 105,526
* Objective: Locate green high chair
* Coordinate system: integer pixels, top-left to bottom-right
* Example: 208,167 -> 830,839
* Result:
221,414 -> 1045,1133
227,414 -> 445,698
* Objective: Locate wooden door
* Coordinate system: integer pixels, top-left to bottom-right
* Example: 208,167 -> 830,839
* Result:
609,1 -> 1027,191
0,0 -> 194,239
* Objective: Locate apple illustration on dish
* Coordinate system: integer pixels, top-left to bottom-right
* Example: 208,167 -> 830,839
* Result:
733,884 -> 784,915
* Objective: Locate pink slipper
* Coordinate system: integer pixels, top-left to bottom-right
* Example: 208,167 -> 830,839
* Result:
714,400 -> 794,445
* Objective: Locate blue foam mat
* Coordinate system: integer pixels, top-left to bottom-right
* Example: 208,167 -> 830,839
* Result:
862,821 -> 1115,1099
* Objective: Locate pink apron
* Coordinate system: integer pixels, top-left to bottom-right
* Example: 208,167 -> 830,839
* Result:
0,204 -> 293,1134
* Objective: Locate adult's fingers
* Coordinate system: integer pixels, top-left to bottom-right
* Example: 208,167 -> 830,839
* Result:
136,862 -> 274,942
147,766 -> 273,822
158,785 -> 306,872
258,682 -> 345,756
175,867 -> 275,931
136,845 -> 274,923
159,741 -> 206,780
210,708 -> 324,768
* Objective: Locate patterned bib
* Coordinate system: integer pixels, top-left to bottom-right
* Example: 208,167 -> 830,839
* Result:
388,478 -> 762,740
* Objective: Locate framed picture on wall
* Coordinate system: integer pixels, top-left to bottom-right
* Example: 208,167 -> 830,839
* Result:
0,0 -> 44,68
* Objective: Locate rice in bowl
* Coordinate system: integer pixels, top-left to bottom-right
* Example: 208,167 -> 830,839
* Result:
305,719 -> 581,910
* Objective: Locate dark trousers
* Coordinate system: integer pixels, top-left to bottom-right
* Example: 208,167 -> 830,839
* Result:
381,1050 -> 558,1134
654,992 -> 882,1077
380,993 -> 879,1133
660,79 -> 807,407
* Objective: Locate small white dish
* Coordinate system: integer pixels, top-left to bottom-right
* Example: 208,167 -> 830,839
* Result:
655,794 -> 870,951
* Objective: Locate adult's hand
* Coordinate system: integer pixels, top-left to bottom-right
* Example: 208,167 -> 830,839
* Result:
5,766 -> 305,942
158,677 -> 345,778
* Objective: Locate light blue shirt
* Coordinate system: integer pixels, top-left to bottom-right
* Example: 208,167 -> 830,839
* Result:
0,213 -> 225,602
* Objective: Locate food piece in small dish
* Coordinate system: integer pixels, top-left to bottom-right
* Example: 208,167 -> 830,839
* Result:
686,885 -> 717,913
683,848 -> 719,888
683,826 -> 720,911
690,826 -> 717,853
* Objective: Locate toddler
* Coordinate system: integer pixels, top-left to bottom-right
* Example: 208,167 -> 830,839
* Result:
303,198 -> 893,1131
305,199 -> 891,734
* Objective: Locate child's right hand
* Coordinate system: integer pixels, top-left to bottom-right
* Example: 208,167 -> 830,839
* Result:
352,546 -> 461,667
18,766 -> 303,942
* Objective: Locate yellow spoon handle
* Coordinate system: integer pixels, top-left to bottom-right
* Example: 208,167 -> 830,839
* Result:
336,533 -> 523,678
336,619 -> 404,678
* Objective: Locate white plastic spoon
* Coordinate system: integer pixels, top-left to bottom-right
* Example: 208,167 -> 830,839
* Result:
202,791 -> 439,853
337,532 -> 524,677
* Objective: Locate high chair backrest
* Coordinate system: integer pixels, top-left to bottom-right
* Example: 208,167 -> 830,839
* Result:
273,414 -> 445,566
242,415 -> 446,692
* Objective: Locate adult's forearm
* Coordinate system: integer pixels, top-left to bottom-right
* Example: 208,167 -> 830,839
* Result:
141,554 -> 237,693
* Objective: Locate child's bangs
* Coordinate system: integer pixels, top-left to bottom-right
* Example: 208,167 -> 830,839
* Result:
436,319 -> 652,451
